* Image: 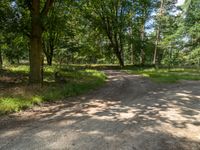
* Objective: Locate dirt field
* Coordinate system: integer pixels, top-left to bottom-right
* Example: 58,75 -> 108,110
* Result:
0,70 -> 200,150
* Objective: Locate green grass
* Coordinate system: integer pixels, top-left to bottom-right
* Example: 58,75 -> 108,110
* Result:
0,66 -> 106,115
0,96 -> 42,114
5,65 -> 30,74
125,68 -> 200,83
42,69 -> 106,101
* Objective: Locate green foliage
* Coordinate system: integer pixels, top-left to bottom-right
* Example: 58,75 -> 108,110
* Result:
42,69 -> 106,101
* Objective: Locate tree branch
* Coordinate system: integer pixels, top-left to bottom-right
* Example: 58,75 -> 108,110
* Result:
41,0 -> 54,16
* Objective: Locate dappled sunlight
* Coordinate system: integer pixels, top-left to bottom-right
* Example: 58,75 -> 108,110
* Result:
1,71 -> 200,149
3,87 -> 200,149
35,130 -> 55,138
0,128 -> 24,138
81,100 -> 139,121
56,120 -> 77,127
175,92 -> 200,99
0,127 -> 27,149
30,83 -> 200,146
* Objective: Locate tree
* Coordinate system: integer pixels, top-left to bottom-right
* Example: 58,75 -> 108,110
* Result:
153,0 -> 164,65
183,0 -> 200,47
151,0 -> 179,66
42,1 -> 67,66
0,34 -> 3,69
0,0 -> 11,69
27,0 -> 54,84
0,50 -> 2,69
82,0 -> 134,67
138,0 -> 152,65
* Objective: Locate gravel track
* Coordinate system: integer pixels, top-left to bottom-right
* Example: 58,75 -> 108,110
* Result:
0,70 -> 200,150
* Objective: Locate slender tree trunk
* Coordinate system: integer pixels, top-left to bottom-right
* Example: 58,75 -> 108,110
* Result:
114,33 -> 124,67
130,27 -> 135,65
140,24 -> 145,65
110,42 -> 124,67
44,44 -> 53,66
0,50 -> 3,70
115,49 -> 124,67
48,42 -> 54,65
46,55 -> 52,66
119,33 -> 124,66
127,41 -> 131,64
153,28 -> 160,65
106,30 -> 124,67
131,43 -> 135,65
43,40 -> 53,66
153,0 -> 164,65
29,0 -> 43,84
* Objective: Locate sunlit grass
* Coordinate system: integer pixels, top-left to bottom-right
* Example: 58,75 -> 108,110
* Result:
0,96 -> 42,115
126,68 -> 200,83
5,65 -> 29,74
42,70 -> 106,101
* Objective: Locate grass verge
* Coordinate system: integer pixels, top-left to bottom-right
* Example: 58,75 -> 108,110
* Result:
0,67 -> 106,115
125,68 -> 200,83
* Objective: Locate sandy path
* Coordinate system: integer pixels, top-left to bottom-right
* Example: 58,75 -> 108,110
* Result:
0,70 -> 200,150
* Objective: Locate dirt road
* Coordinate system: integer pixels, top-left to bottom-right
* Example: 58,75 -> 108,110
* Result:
0,70 -> 200,150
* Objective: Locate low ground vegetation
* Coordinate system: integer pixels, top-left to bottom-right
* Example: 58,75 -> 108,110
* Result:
125,67 -> 200,83
0,65 -> 106,115
1,64 -> 200,115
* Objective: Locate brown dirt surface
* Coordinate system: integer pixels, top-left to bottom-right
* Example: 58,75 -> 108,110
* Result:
0,70 -> 200,150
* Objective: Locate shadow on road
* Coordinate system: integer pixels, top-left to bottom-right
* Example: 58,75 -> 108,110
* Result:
0,71 -> 200,150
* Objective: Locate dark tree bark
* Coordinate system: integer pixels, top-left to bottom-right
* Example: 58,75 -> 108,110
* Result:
0,50 -> 3,70
29,0 -> 54,84
94,3 -> 125,67
104,20 -> 124,67
46,54 -> 53,65
140,24 -> 145,65
43,41 -> 54,66
29,0 -> 43,83
113,47 -> 124,67
131,43 -> 135,65
43,32 -> 57,66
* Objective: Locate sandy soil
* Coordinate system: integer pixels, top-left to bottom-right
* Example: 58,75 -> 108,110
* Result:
0,70 -> 200,150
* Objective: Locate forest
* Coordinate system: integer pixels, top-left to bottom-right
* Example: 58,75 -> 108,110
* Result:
0,0 -> 199,83
0,0 -> 200,114
0,0 -> 200,149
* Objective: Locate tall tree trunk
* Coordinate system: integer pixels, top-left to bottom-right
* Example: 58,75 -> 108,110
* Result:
131,43 -> 135,65
48,40 -> 54,66
127,41 -> 132,64
46,55 -> 52,66
29,0 -> 43,84
130,27 -> 135,65
119,33 -> 124,66
114,33 -> 124,67
43,42 -> 53,66
110,41 -> 124,67
153,29 -> 160,65
0,50 -> 3,70
140,24 -> 145,65
29,0 -> 54,84
153,0 -> 164,65
114,48 -> 124,67
106,29 -> 124,67
43,32 -> 55,66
